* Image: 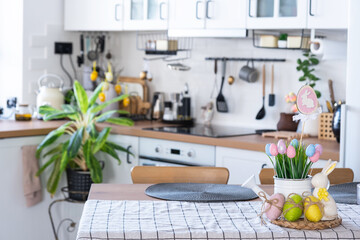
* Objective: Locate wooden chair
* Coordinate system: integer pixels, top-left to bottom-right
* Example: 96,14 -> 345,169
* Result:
259,168 -> 354,185
131,166 -> 229,184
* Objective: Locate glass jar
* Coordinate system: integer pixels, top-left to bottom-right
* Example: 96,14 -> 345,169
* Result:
15,104 -> 32,121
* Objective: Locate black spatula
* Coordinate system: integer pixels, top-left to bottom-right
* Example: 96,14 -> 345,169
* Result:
216,60 -> 228,113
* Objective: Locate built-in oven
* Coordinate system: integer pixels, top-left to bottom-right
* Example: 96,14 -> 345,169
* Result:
139,137 -> 215,167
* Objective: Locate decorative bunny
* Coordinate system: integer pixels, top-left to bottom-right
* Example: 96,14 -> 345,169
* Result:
311,159 -> 338,220
301,90 -> 315,108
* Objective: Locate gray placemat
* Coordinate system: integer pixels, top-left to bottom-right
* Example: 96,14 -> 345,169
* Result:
145,183 -> 258,202
328,182 -> 359,204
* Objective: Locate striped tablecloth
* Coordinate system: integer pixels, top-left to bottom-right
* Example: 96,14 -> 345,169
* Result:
77,200 -> 360,240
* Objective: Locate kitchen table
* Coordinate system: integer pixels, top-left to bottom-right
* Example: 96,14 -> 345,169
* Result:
76,184 -> 360,240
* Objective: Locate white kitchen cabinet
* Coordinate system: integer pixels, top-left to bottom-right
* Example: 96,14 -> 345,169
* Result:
101,134 -> 139,183
64,0 -> 124,31
307,0 -> 348,29
216,147 -> 271,185
246,0 -> 307,29
168,0 -> 247,37
123,0 -> 168,30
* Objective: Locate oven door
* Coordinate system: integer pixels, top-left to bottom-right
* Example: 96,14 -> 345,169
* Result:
139,157 -> 193,167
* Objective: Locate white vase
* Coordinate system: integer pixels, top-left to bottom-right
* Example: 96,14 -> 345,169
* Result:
278,40 -> 287,48
301,119 -> 319,137
274,176 -> 312,198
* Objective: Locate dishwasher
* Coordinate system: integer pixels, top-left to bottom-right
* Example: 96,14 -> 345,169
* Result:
139,137 -> 215,167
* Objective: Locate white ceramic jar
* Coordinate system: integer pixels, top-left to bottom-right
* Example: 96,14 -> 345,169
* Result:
274,176 -> 312,198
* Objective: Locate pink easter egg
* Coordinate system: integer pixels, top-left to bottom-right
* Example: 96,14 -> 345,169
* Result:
277,140 -> 286,154
309,151 -> 320,163
270,143 -> 278,156
291,104 -> 298,113
287,145 -> 296,158
265,193 -> 285,220
315,144 -> 323,155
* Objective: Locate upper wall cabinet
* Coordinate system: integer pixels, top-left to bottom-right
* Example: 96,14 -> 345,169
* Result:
246,0 -> 307,29
168,0 -> 247,37
307,0 -> 348,29
64,0 -> 124,31
123,0 -> 168,30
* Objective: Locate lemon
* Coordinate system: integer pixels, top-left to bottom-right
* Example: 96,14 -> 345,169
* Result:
283,194 -> 303,222
304,196 -> 323,222
99,92 -> 106,102
123,97 -> 130,107
115,84 -> 122,95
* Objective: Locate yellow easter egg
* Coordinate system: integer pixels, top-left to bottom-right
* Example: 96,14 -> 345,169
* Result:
115,84 -> 122,95
99,92 -> 106,102
304,196 -> 323,222
102,82 -> 109,91
90,71 -> 98,81
123,97 -> 130,107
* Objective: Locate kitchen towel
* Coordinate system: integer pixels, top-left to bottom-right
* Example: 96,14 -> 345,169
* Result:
22,145 -> 42,207
77,200 -> 360,240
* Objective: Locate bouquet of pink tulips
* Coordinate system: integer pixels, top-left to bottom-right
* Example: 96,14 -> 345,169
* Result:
265,139 -> 323,179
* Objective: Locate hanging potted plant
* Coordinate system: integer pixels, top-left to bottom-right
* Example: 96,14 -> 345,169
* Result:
265,139 -> 323,197
35,81 -> 133,201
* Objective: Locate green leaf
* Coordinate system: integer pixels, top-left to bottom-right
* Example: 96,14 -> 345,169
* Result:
303,52 -> 309,57
309,58 -> 319,65
90,94 -> 128,114
106,141 -> 134,156
303,60 -> 310,66
86,123 -> 98,139
309,83 -> 316,88
43,144 -> 63,158
299,76 -> 307,81
73,80 -> 88,114
315,90 -> 322,98
297,59 -> 302,65
100,143 -> 121,164
83,139 -> 93,170
36,153 -> 61,177
59,141 -> 70,172
39,105 -> 60,115
36,122 -> 71,158
93,127 -> 111,153
89,155 -> 102,183
43,111 -> 78,121
67,127 -> 84,159
46,156 -> 62,196
95,110 -> 130,123
308,74 -> 318,81
88,82 -> 104,108
296,66 -> 301,71
105,118 -> 134,126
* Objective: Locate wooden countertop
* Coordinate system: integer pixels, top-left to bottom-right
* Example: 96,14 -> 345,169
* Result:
88,183 -> 274,201
0,119 -> 340,160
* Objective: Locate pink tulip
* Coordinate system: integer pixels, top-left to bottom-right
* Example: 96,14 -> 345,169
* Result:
277,140 -> 286,154
270,143 -> 278,156
315,144 -> 323,155
309,151 -> 320,163
287,145 -> 296,158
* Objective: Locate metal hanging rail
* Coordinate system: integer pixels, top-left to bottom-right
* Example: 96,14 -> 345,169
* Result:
205,57 -> 286,62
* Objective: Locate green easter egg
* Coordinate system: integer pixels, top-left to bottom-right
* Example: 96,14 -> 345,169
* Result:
283,194 -> 303,222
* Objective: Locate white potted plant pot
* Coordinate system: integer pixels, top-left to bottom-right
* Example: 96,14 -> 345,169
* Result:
274,176 -> 312,197
278,40 -> 287,48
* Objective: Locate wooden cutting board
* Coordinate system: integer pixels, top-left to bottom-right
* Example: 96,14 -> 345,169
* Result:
262,131 -> 309,140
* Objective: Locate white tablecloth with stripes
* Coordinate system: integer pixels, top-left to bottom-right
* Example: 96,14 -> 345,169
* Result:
76,200 -> 360,240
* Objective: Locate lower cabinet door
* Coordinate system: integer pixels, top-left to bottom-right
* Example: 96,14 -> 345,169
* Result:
216,147 -> 270,184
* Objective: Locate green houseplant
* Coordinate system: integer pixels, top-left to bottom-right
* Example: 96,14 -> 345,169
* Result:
296,51 -> 321,98
36,80 -> 133,197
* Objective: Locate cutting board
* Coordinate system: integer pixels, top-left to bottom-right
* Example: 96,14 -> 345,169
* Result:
262,131 -> 309,140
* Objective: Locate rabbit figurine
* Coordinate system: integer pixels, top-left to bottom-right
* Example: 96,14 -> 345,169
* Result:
311,159 -> 338,220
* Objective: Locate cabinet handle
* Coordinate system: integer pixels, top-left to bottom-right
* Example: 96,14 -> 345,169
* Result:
206,0 -> 213,19
248,0 -> 254,17
196,1 -> 202,20
159,2 -> 166,20
126,145 -> 132,164
309,0 -> 315,16
115,4 -> 122,21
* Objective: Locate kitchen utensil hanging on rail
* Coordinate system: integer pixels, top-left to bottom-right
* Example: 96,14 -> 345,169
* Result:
268,64 -> 275,106
210,59 -> 218,99
256,64 -> 266,120
216,59 -> 228,113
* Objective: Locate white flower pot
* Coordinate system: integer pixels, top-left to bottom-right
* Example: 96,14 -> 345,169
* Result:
278,40 -> 287,48
274,176 -> 312,198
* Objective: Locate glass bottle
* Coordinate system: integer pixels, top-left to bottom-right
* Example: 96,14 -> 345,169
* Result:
15,104 -> 32,121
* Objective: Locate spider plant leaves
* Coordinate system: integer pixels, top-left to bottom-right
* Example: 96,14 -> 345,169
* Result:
36,122 -> 71,158
67,127 -> 84,159
73,80 -> 88,114
105,117 -> 134,126
89,94 -> 128,114
93,127 -> 111,154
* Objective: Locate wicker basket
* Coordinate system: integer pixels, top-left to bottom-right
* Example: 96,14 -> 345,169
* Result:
318,113 -> 336,141
271,217 -> 342,230
66,168 -> 92,201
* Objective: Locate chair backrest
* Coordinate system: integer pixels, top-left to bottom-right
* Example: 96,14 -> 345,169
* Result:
131,166 -> 230,184
259,168 -> 354,185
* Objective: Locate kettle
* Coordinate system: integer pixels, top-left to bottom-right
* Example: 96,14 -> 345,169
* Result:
36,74 -> 65,114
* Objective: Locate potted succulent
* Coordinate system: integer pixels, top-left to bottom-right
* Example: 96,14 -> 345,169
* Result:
265,139 -> 323,197
278,33 -> 288,48
35,80 -> 133,200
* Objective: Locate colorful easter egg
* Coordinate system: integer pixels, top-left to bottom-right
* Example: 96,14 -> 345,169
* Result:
265,143 -> 272,156
287,145 -> 296,158
306,144 -> 316,157
291,104 -> 298,113
290,139 -> 299,148
277,140 -> 287,154
309,151 -> 320,163
265,193 -> 285,220
270,144 -> 278,156
304,196 -> 323,222
283,194 -> 303,222
315,144 -> 323,155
